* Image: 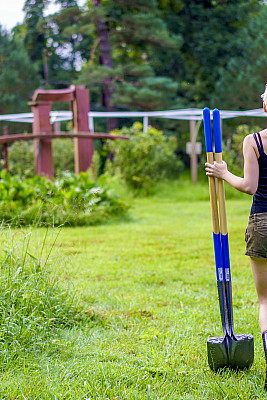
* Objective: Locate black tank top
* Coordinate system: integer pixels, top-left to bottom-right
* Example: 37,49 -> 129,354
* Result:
250,132 -> 267,215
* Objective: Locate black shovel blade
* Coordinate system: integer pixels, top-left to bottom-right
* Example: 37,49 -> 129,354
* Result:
207,336 -> 229,371
228,334 -> 254,370
207,334 -> 254,372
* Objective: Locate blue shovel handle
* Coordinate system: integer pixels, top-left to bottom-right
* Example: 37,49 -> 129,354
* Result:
213,108 -> 222,153
203,107 -> 213,153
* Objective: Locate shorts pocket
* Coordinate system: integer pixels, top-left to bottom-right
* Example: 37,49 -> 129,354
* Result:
255,221 -> 267,236
245,214 -> 267,258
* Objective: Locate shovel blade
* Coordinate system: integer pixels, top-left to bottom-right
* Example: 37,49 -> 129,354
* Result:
207,334 -> 254,372
228,334 -> 254,370
207,336 -> 229,371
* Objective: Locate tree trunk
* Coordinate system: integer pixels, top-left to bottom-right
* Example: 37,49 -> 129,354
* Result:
43,48 -> 50,85
93,0 -> 118,132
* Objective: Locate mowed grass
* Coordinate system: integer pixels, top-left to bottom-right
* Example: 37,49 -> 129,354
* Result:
0,174 -> 265,399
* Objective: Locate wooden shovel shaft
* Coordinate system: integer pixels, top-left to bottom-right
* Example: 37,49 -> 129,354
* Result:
207,152 -> 220,235
215,152 -> 228,236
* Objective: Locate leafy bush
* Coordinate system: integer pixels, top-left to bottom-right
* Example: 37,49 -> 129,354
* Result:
7,140 -> 34,178
53,138 -> 75,174
106,122 -> 184,194
7,139 -> 75,178
223,124 -> 260,176
0,170 -> 129,226
0,230 -> 84,360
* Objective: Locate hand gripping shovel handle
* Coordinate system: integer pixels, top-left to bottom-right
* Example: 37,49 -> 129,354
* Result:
203,107 -> 228,335
213,108 -> 234,337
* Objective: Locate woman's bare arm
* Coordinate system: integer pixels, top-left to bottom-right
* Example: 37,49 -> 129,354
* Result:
205,134 -> 259,195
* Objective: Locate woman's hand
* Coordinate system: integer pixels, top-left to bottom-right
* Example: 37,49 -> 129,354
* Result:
205,160 -> 228,179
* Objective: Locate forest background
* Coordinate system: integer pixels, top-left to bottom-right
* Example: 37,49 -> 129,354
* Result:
1,0 -> 267,162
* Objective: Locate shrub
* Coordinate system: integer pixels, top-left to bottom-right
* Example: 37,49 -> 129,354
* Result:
7,139 -> 75,178
223,124 -> 261,176
53,138 -> 75,174
106,122 -> 184,194
7,140 -> 35,178
0,170 -> 129,226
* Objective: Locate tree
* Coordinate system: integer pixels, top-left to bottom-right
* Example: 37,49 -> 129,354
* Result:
212,3 -> 267,110
155,0 -> 260,107
43,4 -> 85,87
0,27 -> 40,114
23,0 -> 49,81
78,0 -> 182,120
22,0 -> 86,87
91,0 -> 117,131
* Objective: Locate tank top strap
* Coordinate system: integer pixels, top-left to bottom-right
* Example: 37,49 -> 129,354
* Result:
253,132 -> 264,155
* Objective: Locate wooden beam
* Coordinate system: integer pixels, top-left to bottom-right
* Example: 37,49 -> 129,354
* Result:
0,132 -> 129,144
32,86 -> 75,103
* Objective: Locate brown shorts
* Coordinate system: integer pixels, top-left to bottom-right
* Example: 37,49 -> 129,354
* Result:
245,212 -> 267,259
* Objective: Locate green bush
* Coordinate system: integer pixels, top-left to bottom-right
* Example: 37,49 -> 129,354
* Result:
53,138 -> 75,174
7,140 -> 35,178
6,138 -> 75,178
107,122 -> 184,194
223,124 -> 261,176
0,170 -> 129,226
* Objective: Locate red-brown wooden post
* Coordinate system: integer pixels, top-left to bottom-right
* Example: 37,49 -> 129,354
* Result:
72,85 -> 94,174
190,120 -> 198,184
31,102 -> 54,178
3,126 -> 9,172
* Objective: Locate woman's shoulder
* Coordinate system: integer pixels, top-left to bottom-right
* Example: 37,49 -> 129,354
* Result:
243,130 -> 267,141
243,133 -> 255,145
243,133 -> 259,157
243,130 -> 267,158
259,128 -> 267,138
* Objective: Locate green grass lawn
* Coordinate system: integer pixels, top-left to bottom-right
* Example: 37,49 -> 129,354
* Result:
0,175 -> 265,399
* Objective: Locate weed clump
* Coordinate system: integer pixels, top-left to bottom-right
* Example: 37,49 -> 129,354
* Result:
0,229 -> 84,367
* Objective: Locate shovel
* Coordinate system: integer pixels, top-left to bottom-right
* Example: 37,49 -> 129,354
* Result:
203,107 -> 254,371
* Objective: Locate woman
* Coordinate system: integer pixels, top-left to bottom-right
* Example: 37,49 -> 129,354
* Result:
205,86 -> 267,390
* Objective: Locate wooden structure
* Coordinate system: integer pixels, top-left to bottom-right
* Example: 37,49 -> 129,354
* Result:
30,85 -> 93,177
1,85 -> 128,179
189,120 -> 202,184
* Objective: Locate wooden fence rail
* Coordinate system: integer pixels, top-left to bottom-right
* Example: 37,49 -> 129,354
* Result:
0,131 -> 129,144
1,127 -> 129,176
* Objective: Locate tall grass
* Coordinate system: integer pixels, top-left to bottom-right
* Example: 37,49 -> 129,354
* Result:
0,227 -> 84,370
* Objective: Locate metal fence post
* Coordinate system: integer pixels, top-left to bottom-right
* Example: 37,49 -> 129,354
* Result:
143,115 -> 148,132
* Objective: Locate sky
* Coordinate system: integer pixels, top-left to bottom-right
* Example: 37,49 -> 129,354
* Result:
0,0 -> 86,32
